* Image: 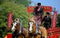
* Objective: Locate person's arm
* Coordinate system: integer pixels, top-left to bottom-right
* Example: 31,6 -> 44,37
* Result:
49,17 -> 51,25
41,7 -> 44,15
33,6 -> 38,15
41,16 -> 45,24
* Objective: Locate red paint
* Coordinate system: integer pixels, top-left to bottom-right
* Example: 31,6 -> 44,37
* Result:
8,12 -> 13,29
27,6 -> 52,13
7,34 -> 12,38
52,11 -> 57,28
48,34 -> 60,38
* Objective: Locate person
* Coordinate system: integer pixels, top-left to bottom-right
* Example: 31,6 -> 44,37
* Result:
32,2 -> 44,25
31,3 -> 44,34
42,12 -> 51,29
33,2 -> 44,20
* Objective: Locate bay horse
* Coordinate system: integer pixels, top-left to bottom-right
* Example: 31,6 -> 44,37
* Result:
12,22 -> 32,38
28,21 -> 41,38
28,19 -> 47,38
12,18 -> 31,38
12,20 -> 24,38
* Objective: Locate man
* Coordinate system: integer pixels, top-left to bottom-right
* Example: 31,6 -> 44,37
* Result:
33,2 -> 44,20
42,12 -> 51,29
32,2 -> 44,25
32,3 -> 44,34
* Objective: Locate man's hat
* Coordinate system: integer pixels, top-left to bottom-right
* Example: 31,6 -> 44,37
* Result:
37,3 -> 41,6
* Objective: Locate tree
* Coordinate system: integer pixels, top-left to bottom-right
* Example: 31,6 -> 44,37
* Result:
0,0 -> 31,37
0,2 -> 29,28
1,0 -> 31,7
0,0 -> 5,4
14,0 -> 31,6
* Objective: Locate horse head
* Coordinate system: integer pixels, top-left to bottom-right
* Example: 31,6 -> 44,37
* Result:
12,18 -> 22,34
12,22 -> 17,32
15,23 -> 21,34
28,21 -> 36,34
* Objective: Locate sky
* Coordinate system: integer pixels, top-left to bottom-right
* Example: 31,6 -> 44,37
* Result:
30,0 -> 60,14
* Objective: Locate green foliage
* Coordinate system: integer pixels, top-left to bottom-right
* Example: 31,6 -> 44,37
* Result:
0,0 -> 31,37
0,2 -> 29,28
0,0 -> 4,4
0,0 -> 31,7
14,0 -> 31,6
